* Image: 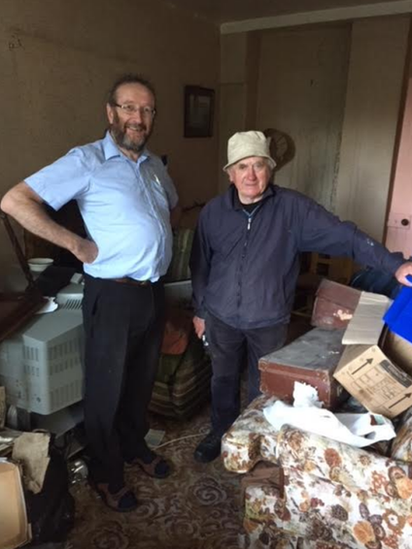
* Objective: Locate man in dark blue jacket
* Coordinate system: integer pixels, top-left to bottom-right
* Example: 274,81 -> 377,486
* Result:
190,130 -> 412,463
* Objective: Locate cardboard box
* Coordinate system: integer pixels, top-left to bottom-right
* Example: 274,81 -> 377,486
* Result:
0,460 -> 31,549
334,292 -> 412,418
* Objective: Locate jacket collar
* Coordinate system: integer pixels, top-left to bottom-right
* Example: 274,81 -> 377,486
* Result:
226,183 -> 277,210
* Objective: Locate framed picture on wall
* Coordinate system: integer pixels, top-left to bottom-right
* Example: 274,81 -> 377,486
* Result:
184,86 -> 215,138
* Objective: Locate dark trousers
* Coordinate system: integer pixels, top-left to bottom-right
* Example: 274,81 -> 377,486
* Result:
205,311 -> 287,436
82,275 -> 165,489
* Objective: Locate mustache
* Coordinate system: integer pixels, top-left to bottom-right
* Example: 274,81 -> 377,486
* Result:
126,122 -> 147,132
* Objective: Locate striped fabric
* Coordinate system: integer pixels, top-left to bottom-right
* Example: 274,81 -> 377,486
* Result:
149,333 -> 211,418
164,229 -> 194,282
150,227 -> 211,418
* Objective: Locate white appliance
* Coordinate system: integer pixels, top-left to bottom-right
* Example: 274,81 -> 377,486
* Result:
0,283 -> 85,415
0,279 -> 191,417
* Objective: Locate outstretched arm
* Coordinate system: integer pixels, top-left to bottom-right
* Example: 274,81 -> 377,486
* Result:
297,196 -> 411,284
1,182 -> 98,264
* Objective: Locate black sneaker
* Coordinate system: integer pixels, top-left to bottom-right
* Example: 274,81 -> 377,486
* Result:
194,432 -> 222,463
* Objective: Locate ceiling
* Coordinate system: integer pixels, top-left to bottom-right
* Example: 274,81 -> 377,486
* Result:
163,0 -> 403,24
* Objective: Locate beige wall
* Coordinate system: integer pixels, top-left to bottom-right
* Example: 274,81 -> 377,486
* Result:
219,33 -> 248,192
256,24 -> 350,210
0,0 -> 219,278
335,16 -> 409,242
385,35 -> 412,258
219,32 -> 261,192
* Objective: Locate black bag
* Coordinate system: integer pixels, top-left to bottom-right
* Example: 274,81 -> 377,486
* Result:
25,444 -> 75,545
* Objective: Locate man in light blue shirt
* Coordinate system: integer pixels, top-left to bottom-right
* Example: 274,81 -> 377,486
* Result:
1,74 -> 179,512
23,129 -> 177,282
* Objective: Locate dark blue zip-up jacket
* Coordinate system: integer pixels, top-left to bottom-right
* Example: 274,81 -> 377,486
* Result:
190,184 -> 405,329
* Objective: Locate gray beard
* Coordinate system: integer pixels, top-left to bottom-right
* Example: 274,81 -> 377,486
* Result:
110,125 -> 148,154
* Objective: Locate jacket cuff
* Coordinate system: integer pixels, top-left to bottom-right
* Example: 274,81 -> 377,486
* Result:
383,251 -> 406,275
194,306 -> 206,319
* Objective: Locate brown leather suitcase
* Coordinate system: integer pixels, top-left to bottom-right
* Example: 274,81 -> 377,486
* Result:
311,279 -> 361,330
259,327 -> 348,410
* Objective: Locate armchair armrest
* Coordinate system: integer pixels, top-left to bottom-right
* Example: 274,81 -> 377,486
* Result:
277,425 -> 412,500
221,395 -> 280,473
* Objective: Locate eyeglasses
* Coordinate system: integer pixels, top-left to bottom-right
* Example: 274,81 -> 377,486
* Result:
112,103 -> 156,118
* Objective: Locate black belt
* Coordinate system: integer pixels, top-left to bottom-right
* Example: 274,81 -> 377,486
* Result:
113,277 -> 151,287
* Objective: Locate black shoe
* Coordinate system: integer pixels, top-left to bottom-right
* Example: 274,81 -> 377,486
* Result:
194,432 -> 222,463
89,480 -> 138,512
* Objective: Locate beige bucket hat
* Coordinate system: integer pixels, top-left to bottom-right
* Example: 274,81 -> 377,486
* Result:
223,131 -> 277,171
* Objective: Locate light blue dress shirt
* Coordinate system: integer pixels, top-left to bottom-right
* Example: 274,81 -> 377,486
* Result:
25,131 -> 178,282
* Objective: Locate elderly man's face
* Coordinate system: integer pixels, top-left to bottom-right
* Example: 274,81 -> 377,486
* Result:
228,156 -> 271,204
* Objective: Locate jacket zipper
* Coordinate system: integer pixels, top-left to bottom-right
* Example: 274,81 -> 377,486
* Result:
236,213 -> 254,309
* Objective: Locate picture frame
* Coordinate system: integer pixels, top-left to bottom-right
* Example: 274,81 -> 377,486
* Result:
184,86 -> 215,138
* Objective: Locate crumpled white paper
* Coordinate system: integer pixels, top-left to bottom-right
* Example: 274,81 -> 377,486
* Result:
263,382 -> 396,448
292,381 -> 323,408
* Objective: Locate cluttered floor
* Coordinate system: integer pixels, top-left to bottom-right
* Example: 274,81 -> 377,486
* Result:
67,400 -> 242,549
65,318 -> 311,549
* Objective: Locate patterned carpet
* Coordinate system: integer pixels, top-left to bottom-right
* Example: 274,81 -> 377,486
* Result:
65,320 -> 311,549
66,402 -> 243,549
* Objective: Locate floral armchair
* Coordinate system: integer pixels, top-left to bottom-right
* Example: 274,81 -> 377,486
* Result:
222,395 -> 412,549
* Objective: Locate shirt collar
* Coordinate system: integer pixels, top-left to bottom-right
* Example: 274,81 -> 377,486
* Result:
102,130 -> 151,164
